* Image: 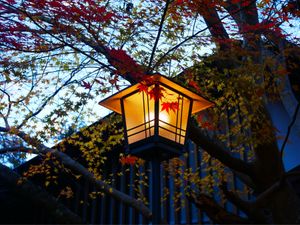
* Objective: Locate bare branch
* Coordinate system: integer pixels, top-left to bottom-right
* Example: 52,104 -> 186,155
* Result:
0,111 -> 9,129
0,88 -> 12,120
152,0 -> 257,70
16,65 -> 81,129
0,43 -> 65,53
147,0 -> 170,72
280,102 -> 300,160
0,146 -> 37,154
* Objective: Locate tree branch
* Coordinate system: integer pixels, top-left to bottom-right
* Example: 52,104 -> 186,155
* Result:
224,0 -> 259,48
199,6 -> 230,50
280,102 -> 300,160
0,146 -> 36,154
0,126 -> 152,219
0,1 -> 114,72
232,170 -> 256,189
152,0 -> 257,70
147,0 -> 170,72
187,191 -> 252,224
189,123 -> 253,177
0,88 -> 12,120
0,163 -> 82,224
220,182 -> 267,223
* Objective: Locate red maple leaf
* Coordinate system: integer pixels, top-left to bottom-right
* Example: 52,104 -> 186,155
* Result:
100,88 -> 109,94
108,48 -> 144,81
120,155 -> 138,166
188,80 -> 202,93
148,86 -> 164,101
95,79 -> 104,85
201,121 -> 215,131
161,101 -> 179,113
137,82 -> 149,93
161,102 -> 171,113
109,75 -> 119,85
197,113 -> 205,123
82,80 -> 92,90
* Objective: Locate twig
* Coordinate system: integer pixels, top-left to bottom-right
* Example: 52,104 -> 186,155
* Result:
0,146 -> 37,154
0,1 -> 114,72
280,102 -> 300,160
147,0 -> 170,72
16,64 -> 83,129
152,0 -> 257,70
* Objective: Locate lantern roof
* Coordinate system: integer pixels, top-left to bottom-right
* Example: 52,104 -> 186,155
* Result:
99,74 -> 214,114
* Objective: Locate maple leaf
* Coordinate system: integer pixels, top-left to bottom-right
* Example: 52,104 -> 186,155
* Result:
161,102 -> 171,113
201,121 -> 215,131
137,82 -> 149,93
161,101 -> 179,113
82,80 -> 92,90
109,75 -> 119,85
100,88 -> 109,94
95,79 -> 104,85
176,0 -> 185,5
59,186 -> 74,199
120,155 -> 138,166
148,86 -> 164,101
108,48 -> 145,81
188,80 -> 202,93
197,113 -> 205,123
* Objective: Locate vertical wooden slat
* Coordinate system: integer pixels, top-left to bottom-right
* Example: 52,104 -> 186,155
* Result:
168,161 -> 178,225
99,194 -> 107,224
161,163 -> 168,223
108,157 -> 118,225
73,182 -> 81,215
143,162 -> 151,225
163,161 -> 172,224
89,185 -> 97,224
82,179 -> 89,222
188,141 -> 200,223
128,165 -> 135,224
118,166 -> 126,224
197,145 -> 204,224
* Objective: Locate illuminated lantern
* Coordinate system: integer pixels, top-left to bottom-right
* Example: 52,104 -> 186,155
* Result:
99,74 -> 213,160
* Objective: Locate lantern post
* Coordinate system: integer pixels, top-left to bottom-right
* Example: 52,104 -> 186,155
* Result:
99,74 -> 213,224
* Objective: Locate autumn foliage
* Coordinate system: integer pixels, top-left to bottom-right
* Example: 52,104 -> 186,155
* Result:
0,0 -> 300,223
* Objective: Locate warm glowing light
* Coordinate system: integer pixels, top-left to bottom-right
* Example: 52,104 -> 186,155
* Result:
146,111 -> 170,124
159,111 -> 170,124
99,74 -> 214,159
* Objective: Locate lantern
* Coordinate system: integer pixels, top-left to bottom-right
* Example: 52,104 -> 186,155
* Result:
99,74 -> 213,160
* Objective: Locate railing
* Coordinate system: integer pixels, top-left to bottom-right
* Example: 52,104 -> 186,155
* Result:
50,141 -> 246,224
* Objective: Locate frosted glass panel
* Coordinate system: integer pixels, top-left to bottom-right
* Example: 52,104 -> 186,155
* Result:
123,84 -> 191,145
159,86 -> 191,145
123,91 -> 155,144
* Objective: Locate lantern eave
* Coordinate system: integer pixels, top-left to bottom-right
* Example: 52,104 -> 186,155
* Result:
153,75 -> 214,113
99,74 -> 214,114
98,84 -> 139,114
